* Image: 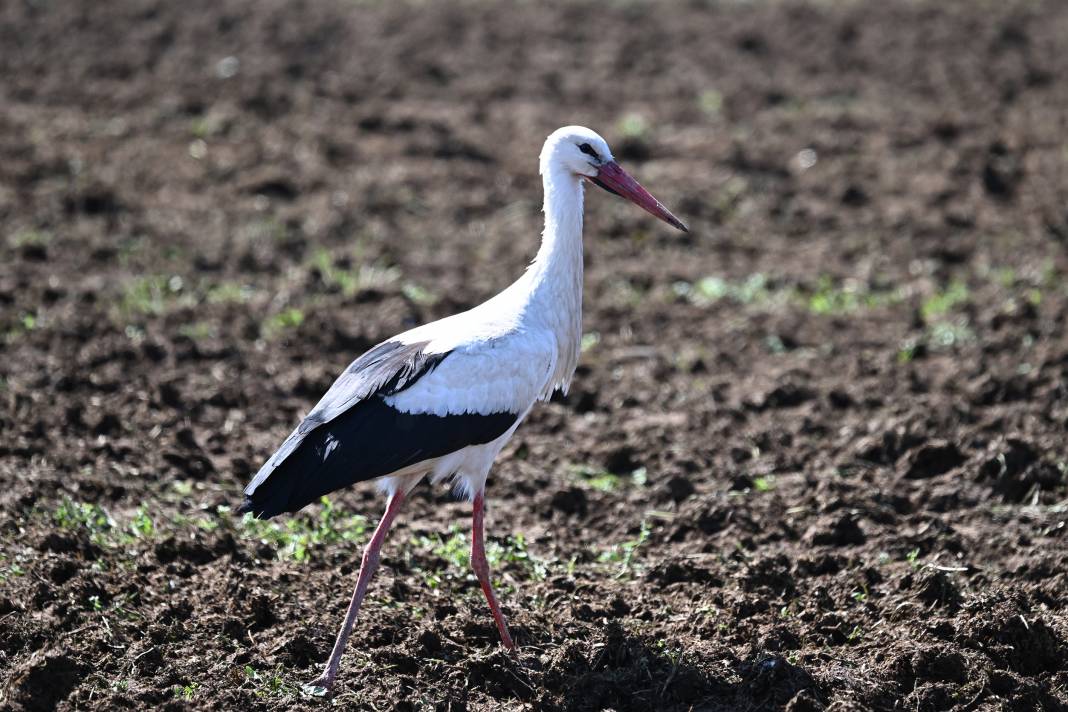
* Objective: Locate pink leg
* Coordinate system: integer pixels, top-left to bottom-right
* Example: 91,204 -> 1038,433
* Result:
307,491 -> 406,690
471,492 -> 515,649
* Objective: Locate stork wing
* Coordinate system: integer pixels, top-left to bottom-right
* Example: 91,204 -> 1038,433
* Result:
240,334 -> 553,518
298,339 -> 445,435
259,339 -> 444,478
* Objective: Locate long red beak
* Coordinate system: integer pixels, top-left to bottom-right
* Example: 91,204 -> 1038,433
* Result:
588,161 -> 688,232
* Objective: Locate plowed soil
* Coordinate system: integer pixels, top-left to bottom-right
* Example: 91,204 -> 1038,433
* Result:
2,1 -> 1068,710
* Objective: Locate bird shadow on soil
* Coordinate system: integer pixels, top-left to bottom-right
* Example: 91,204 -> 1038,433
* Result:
450,622 -> 824,712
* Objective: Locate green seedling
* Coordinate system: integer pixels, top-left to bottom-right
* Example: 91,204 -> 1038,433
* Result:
118,274 -> 194,318
921,281 -> 969,321
262,307 -> 305,338
244,665 -> 299,699
402,282 -> 438,306
310,249 -> 400,297
178,321 -> 215,340
752,476 -> 774,492
129,506 -> 154,539
7,229 -> 52,248
569,463 -> 648,492
617,113 -> 650,140
698,89 -> 724,117
599,520 -> 652,576
206,281 -> 255,305
580,331 -> 601,353
240,496 -> 367,562
172,682 -> 199,700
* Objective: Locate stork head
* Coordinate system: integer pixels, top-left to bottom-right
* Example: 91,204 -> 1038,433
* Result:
540,125 -> 688,232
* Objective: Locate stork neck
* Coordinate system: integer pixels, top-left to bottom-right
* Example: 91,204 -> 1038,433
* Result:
527,165 -> 584,310
519,164 -> 585,389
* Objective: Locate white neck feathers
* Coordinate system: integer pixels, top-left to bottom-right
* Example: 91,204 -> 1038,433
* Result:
523,162 -> 585,392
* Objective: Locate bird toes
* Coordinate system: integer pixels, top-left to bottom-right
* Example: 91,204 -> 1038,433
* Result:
301,677 -> 333,697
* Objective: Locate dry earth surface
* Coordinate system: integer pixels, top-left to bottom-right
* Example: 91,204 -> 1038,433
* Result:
1,0 -> 1068,710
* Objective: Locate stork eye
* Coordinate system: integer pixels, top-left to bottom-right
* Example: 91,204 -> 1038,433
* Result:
578,143 -> 599,159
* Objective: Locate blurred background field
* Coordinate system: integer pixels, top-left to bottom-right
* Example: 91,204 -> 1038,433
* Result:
1,0 -> 1067,709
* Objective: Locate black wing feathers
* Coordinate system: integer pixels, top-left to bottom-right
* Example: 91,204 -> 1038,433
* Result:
240,340 -> 518,519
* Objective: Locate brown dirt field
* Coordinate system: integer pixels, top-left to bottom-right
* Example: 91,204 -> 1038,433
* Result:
2,0 -> 1068,710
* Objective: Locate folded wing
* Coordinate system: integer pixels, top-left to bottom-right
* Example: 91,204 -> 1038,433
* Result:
240,339 -> 519,518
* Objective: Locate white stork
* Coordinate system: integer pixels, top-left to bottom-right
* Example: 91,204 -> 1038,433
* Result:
240,125 -> 687,690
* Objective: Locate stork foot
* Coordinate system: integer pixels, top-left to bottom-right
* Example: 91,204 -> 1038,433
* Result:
302,664 -> 342,696
494,621 -> 516,651
301,674 -> 334,697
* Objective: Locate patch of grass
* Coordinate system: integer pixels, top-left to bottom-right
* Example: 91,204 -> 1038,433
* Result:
569,464 -> 621,492
239,496 -> 367,562
50,499 -> 157,550
309,249 -> 400,297
7,229 -> 52,248
414,524 -> 552,587
419,525 -> 470,573
897,338 -> 920,364
53,499 -> 117,545
0,558 -> 26,581
129,506 -> 155,539
599,520 -> 652,577
921,281 -> 969,321
401,282 -> 438,306
244,665 -> 300,699
568,464 -> 648,492
927,319 -> 974,349
698,89 -> 724,117
206,281 -> 255,305
3,311 -> 41,343
617,112 -> 650,140
495,532 -> 550,581
803,276 -> 901,315
118,274 -> 193,318
752,476 -> 775,493
674,273 -> 772,307
677,273 -> 904,317
262,307 -> 305,338
172,682 -> 200,700
894,280 -> 976,359
189,113 -> 226,140
172,480 -> 194,497
178,321 -> 216,340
